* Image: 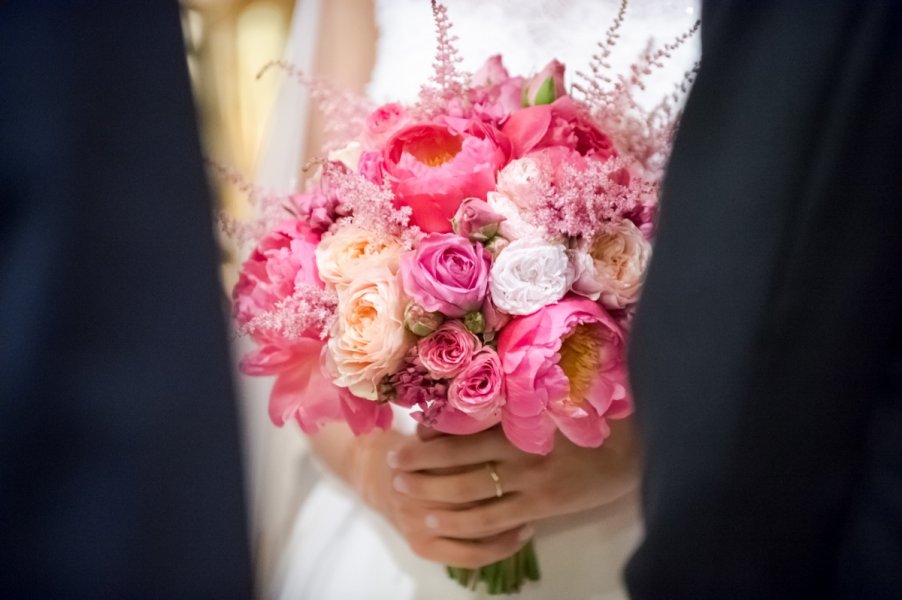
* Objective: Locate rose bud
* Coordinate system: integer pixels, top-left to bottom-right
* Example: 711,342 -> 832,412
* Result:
464,311 -> 486,335
404,302 -> 445,337
523,59 -> 566,106
451,197 -> 506,243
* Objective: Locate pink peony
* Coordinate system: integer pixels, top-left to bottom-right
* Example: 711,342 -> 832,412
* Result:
383,118 -> 511,232
400,233 -> 491,318
497,296 -> 632,454
451,197 -> 506,242
448,347 -> 506,421
363,102 -> 410,149
523,59 -> 566,106
233,219 -> 321,341
503,96 -> 616,160
469,55 -> 525,124
417,320 -> 481,379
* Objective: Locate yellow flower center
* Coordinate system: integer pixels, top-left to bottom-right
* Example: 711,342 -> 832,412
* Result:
407,132 -> 463,167
558,324 -> 602,407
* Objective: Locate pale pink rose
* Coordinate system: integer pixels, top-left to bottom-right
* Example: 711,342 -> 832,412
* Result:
448,347 -> 506,421
470,55 -> 525,124
487,191 -> 548,241
523,59 -> 566,106
315,225 -> 403,288
233,219 -> 321,341
403,302 -> 445,337
490,238 -> 573,315
363,102 -> 410,149
503,96 -> 616,160
571,220 -> 651,308
328,141 -> 363,171
383,117 -> 511,232
451,197 -> 506,242
400,233 -> 491,318
417,320 -> 480,379
326,265 -> 412,400
497,296 -> 632,454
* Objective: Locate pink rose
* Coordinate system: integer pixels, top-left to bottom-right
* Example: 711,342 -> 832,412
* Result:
383,118 -> 511,232
497,296 -> 632,454
400,233 -> 491,317
363,102 -> 410,149
472,54 -> 510,87
503,96 -> 616,160
523,59 -> 566,106
451,197 -> 506,242
448,347 -> 506,421
417,320 -> 480,379
233,220 -> 321,341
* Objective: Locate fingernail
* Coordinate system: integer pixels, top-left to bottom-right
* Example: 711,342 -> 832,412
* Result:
517,525 -> 535,543
386,449 -> 399,469
392,475 -> 408,493
425,514 -> 439,529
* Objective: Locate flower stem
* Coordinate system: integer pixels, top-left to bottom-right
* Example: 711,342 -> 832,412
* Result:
445,541 -> 540,595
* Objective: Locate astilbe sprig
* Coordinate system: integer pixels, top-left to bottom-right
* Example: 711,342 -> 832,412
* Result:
525,156 -> 657,240
416,0 -> 470,118
257,60 -> 372,150
240,284 -> 338,342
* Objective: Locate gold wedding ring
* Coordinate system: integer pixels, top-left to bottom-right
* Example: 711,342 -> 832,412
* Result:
486,462 -> 503,498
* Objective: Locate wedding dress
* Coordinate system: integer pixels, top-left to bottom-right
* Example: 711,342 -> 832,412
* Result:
254,1 -> 700,598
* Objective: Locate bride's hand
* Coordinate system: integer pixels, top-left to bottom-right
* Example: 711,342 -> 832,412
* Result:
387,419 -> 639,561
348,428 -> 534,569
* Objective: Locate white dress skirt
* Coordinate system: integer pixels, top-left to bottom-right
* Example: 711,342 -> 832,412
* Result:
260,1 -> 700,597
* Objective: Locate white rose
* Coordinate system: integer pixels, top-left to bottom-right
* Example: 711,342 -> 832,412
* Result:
315,225 -> 403,288
326,265 -> 411,399
496,157 -> 543,210
487,191 -> 547,242
570,220 -> 651,309
490,238 -> 573,315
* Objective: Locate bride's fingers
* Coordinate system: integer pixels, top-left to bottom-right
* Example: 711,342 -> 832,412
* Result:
421,494 -> 532,540
408,525 -> 535,570
393,463 -> 518,504
389,427 -> 514,472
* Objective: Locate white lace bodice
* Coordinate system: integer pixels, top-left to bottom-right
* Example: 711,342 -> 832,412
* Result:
369,0 -> 700,104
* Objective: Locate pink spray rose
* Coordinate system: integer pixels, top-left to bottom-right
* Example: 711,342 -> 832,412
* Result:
417,320 -> 481,379
523,59 -> 566,106
362,102 -> 410,149
400,233 -> 491,318
497,296 -> 632,454
451,197 -> 506,242
357,149 -> 386,185
383,118 -> 511,232
503,96 -> 616,160
448,347 -> 506,421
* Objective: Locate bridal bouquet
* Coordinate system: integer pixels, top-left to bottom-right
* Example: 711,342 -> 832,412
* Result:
227,0 -> 696,594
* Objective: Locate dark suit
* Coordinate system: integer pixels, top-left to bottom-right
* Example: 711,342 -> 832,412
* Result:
626,1 -> 902,597
0,2 -> 252,597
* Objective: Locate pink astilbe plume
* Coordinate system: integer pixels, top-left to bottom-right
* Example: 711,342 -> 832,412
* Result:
240,283 -> 338,342
206,158 -> 296,246
318,160 -> 420,246
257,60 -> 372,150
573,0 -> 700,173
416,1 -> 470,117
525,155 -> 657,240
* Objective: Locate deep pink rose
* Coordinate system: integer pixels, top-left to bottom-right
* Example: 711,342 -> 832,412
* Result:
417,320 -> 480,379
497,296 -> 632,455
363,102 -> 410,149
400,233 -> 491,317
448,347 -> 506,421
383,118 -> 511,232
451,197 -> 506,242
233,220 -> 321,341
503,96 -> 616,160
523,59 -> 566,106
